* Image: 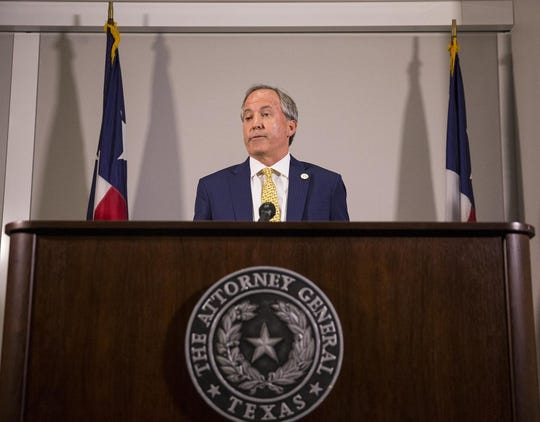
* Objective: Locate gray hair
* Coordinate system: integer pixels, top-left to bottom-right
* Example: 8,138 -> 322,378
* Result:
241,84 -> 298,145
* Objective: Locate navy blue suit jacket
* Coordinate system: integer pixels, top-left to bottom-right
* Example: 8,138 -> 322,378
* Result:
194,156 -> 349,221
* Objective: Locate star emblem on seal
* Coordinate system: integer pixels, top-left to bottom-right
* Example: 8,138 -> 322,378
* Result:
185,266 -> 344,422
246,322 -> 283,363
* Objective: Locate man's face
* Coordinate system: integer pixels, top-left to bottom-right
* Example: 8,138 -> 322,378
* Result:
242,89 -> 297,166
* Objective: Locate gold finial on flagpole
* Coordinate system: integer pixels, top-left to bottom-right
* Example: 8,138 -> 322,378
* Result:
108,1 -> 114,24
448,19 -> 459,74
105,1 -> 120,63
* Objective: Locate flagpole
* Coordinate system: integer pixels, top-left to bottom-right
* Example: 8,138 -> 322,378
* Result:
108,1 -> 114,24
448,19 -> 459,75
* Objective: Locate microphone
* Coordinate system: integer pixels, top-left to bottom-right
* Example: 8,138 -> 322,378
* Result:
258,202 -> 276,222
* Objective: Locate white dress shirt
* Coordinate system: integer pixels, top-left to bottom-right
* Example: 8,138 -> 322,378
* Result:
250,154 -> 290,221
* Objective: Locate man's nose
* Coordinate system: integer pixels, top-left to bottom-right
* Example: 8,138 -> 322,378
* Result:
252,115 -> 263,129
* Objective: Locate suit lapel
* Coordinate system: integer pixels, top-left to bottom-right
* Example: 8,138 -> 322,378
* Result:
287,156 -> 310,221
230,158 -> 253,221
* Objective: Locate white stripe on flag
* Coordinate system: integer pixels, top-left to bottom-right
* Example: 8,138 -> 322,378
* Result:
446,169 -> 460,221
446,169 -> 474,222
94,174 -> 113,213
460,192 -> 473,222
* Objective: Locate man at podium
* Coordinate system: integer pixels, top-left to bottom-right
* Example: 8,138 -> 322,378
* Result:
193,84 -> 349,222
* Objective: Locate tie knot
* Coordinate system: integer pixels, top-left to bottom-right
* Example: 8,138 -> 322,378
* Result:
262,167 -> 273,178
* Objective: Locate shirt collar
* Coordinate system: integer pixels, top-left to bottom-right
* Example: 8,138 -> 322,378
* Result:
250,153 -> 290,178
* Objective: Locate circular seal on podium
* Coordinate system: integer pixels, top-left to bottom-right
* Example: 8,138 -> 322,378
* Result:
185,266 -> 343,422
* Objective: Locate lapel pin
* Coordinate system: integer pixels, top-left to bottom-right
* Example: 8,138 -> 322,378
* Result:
301,173 -> 309,180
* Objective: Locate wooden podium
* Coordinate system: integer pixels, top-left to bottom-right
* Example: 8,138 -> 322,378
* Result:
1,221 -> 538,421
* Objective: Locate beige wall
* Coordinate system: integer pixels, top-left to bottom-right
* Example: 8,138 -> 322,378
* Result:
31,32 -> 504,222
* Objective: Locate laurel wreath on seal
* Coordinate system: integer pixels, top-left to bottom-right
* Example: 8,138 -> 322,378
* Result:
215,300 -> 315,395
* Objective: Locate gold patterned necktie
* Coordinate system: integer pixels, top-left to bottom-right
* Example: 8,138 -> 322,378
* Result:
261,167 -> 281,222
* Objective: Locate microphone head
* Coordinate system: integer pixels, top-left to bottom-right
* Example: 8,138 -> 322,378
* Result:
258,202 -> 276,222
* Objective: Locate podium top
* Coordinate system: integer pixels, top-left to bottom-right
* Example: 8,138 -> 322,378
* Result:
4,221 -> 535,238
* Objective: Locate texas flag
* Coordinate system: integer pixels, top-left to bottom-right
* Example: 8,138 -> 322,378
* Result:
87,19 -> 128,220
445,43 -> 476,222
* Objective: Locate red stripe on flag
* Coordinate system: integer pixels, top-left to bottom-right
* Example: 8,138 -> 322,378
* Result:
94,187 -> 128,220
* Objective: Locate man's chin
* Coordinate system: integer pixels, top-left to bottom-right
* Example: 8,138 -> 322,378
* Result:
246,143 -> 267,155
247,149 -> 266,159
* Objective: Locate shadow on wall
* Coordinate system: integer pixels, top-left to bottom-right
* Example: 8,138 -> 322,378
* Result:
132,34 -> 183,220
396,37 -> 437,221
33,33 -> 88,219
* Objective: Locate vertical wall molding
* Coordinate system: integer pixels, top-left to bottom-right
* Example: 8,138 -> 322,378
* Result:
497,32 -> 523,222
0,33 -> 40,360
